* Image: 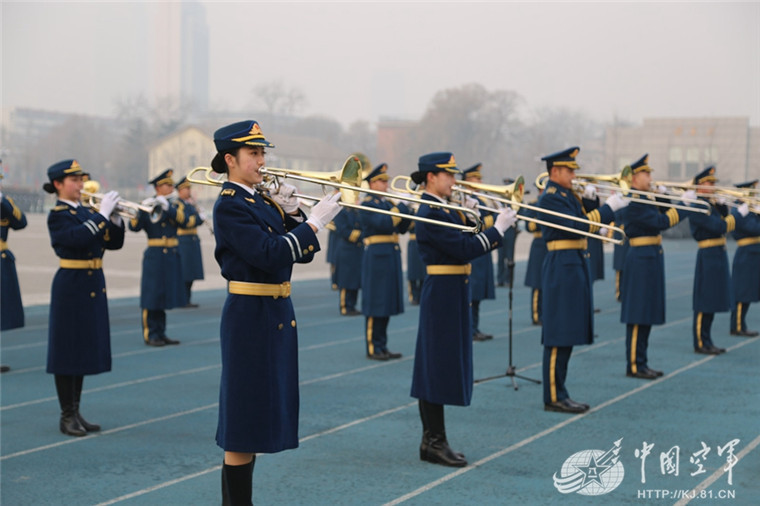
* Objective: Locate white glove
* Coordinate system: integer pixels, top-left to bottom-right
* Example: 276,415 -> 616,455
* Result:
198,210 -> 208,221
272,182 -> 297,199
657,185 -> 668,194
737,202 -> 750,217
494,208 -> 518,235
715,195 -> 727,206
97,190 -> 120,219
306,192 -> 342,231
681,189 -> 697,204
155,195 -> 170,211
605,192 -> 629,212
270,184 -> 300,214
582,184 -> 597,200
598,226 -> 609,237
463,196 -> 479,210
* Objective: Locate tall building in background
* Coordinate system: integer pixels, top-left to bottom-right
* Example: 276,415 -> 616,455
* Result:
153,0 -> 209,111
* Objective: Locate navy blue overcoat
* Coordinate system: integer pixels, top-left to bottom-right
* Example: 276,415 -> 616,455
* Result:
538,181 -> 613,347
46,202 -> 124,375
410,193 -> 503,406
1,196 -> 27,331
213,183 -> 319,453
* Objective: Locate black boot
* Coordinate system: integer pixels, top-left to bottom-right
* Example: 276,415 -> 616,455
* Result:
222,457 -> 255,506
74,375 -> 100,432
418,400 -> 466,467
55,375 -> 87,437
423,432 -> 467,467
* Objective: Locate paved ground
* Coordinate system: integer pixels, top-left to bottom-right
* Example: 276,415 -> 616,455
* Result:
1,215 -> 758,505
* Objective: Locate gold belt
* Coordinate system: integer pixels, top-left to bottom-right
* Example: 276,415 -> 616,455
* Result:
737,237 -> 760,247
426,264 -> 472,275
147,238 -> 179,247
60,259 -> 103,269
698,237 -> 726,249
546,239 -> 588,251
408,234 -> 417,240
363,234 -> 398,246
629,236 -> 662,247
176,228 -> 197,236
0,239 -> 7,251
533,231 -> 542,238
228,280 -> 291,298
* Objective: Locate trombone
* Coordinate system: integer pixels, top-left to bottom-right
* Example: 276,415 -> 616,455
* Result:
538,166 -> 711,214
392,175 -> 627,245
186,155 -> 484,232
653,180 -> 758,212
81,191 -> 163,223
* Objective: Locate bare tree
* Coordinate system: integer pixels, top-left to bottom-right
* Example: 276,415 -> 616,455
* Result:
403,83 -> 524,182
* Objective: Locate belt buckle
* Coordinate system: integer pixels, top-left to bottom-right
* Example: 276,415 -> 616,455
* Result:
281,281 -> 291,296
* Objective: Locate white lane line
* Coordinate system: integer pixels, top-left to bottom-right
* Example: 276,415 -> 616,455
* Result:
383,337 -> 758,505
674,433 -> 760,506
0,403 -> 218,461
1,365 -> 221,411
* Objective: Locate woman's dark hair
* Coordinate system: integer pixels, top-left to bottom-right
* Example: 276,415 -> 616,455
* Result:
43,179 -> 62,194
211,147 -> 242,174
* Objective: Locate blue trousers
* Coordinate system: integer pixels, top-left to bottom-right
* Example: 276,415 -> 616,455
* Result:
626,324 -> 652,374
730,302 -> 751,333
543,346 -> 572,404
340,288 -> 358,314
693,312 -> 716,349
365,316 -> 390,356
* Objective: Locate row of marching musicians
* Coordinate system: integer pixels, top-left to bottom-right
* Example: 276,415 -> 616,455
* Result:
2,119 -> 757,505
522,151 -> 759,417
0,160 -> 209,438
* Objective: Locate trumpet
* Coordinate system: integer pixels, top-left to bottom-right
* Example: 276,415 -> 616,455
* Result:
186,156 -> 484,232
82,191 -> 163,223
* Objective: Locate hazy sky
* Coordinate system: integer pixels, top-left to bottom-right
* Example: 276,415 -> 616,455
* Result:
3,1 -> 759,127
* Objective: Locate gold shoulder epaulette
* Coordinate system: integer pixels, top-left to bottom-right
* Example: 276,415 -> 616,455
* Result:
362,195 -> 373,203
547,186 -> 557,194
52,205 -> 69,212
220,189 -> 236,197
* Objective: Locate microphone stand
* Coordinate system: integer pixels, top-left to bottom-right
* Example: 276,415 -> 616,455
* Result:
474,257 -> 540,390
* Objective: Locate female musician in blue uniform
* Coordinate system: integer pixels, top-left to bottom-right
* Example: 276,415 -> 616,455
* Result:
129,169 -> 187,346
620,155 -> 692,379
359,163 -> 411,360
175,176 -> 205,307
688,166 -> 739,355
210,120 -> 341,505
460,164 -> 498,341
538,147 -> 627,414
333,207 -> 363,315
728,180 -> 759,337
43,160 -> 124,436
410,152 -> 516,467
523,182 -> 546,325
1,183 -> 27,334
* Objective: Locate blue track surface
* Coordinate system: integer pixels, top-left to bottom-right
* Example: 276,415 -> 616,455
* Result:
2,239 -> 758,505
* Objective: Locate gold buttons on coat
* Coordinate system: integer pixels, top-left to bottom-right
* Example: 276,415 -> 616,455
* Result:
277,323 -> 284,330
291,320 -> 296,327
90,292 -> 96,298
